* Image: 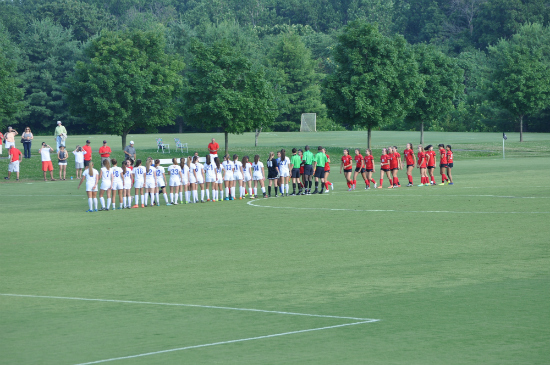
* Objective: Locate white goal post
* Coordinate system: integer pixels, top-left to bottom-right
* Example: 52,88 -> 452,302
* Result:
300,113 -> 316,132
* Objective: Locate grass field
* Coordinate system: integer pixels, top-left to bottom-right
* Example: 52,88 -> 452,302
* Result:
1,131 -> 549,364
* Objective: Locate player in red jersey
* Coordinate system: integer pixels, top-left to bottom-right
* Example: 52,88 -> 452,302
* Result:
403,143 -> 416,187
298,149 -> 305,191
378,148 -> 393,188
340,149 -> 353,190
425,145 -> 436,185
352,149 -> 364,189
437,143 -> 449,185
390,146 -> 402,187
446,145 -> 454,185
417,145 -> 428,186
363,149 -> 376,189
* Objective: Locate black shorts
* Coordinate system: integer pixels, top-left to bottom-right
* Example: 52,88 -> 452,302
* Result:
84,160 -> 91,167
440,163 -> 448,168
427,165 -> 435,169
267,170 -> 278,179
291,168 -> 300,178
344,168 -> 352,173
447,163 -> 453,168
392,167 -> 398,171
354,167 -> 363,173
324,169 -> 330,173
381,167 -> 390,172
304,164 -> 313,175
366,169 -> 373,172
407,164 -> 414,168
314,166 -> 325,178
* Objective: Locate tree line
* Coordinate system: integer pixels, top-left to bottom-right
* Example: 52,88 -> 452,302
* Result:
0,0 -> 549,146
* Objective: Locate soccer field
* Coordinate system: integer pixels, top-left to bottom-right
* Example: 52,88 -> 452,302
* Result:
1,131 -> 549,364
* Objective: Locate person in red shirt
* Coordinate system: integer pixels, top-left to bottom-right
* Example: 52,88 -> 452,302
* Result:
340,149 -> 353,191
390,146 -> 402,187
425,145 -> 436,185
352,149 -> 364,189
83,140 -> 92,167
208,138 -> 219,159
6,146 -> 22,180
322,148 -> 333,192
403,143 -> 416,187
378,148 -> 393,188
446,145 -> 454,185
417,145 -> 428,186
437,143 -> 449,185
363,148 -> 376,189
99,140 -> 112,164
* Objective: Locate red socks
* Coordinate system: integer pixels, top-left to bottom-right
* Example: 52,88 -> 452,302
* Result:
431,176 -> 435,184
379,179 -> 383,187
408,175 -> 413,184
371,179 -> 376,185
441,174 -> 447,182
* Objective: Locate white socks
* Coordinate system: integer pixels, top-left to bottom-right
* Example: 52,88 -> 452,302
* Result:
107,198 -> 111,209
254,187 -> 257,195
100,197 -> 105,208
261,187 -> 266,194
93,198 -> 98,210
88,198 -> 93,210
206,190 -> 210,200
230,186 -> 235,198
201,189 -> 205,201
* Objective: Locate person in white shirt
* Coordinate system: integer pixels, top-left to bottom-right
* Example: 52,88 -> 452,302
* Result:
98,159 -> 112,210
39,142 -> 56,181
154,159 -> 170,206
168,158 -> 183,205
222,154 -> 235,200
242,156 -> 253,199
193,155 -> 205,203
77,162 -> 99,212
122,159 -> 133,208
232,154 -> 244,199
214,157 -> 224,201
110,159 -> 124,210
252,154 -> 267,198
144,158 -> 157,207
132,159 -> 146,208
179,157 -> 189,204
204,155 -> 217,202
73,145 -> 86,179
279,149 -> 291,196
187,156 -> 197,203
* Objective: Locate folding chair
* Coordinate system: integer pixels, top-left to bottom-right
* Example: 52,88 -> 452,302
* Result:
156,138 -> 170,153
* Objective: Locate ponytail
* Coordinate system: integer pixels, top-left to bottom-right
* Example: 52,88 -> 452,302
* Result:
88,162 -> 94,177
281,149 -> 286,162
254,154 -> 260,164
145,158 -> 152,174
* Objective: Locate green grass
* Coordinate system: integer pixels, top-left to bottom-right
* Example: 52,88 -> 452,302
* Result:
1,131 -> 549,364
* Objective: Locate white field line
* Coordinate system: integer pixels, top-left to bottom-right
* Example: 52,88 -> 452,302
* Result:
0,293 -> 374,321
73,320 -> 375,365
246,200 -> 550,214
331,192 -> 550,199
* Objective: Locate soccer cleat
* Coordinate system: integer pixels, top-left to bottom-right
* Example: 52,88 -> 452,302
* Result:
448,182 -> 454,185
93,209 -> 98,212
388,186 -> 393,188
263,193 -> 268,198
417,184 -> 424,187
331,184 -> 334,190
319,189 -> 324,194
255,195 -> 259,198
250,195 -> 255,199
373,183 -> 377,189
239,197 -> 242,200
86,209 -> 93,212
348,188 -> 352,191
224,197 -> 229,201
141,204 -> 145,208
312,190 -> 318,194
230,197 -> 234,201
290,193 -> 296,196
325,189 -> 329,193
174,201 -> 178,205
166,203 -> 172,206
438,182 -> 446,185
406,183 -> 412,187
377,186 -> 383,189
132,204 -> 138,208
365,186 -> 370,190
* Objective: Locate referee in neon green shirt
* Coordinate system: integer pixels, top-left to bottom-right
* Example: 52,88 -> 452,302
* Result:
302,145 -> 315,194
312,146 -> 328,194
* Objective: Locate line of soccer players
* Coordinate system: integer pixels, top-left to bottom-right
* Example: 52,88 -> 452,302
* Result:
340,143 -> 454,190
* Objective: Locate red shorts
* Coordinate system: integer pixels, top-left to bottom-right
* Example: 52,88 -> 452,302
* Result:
42,161 -> 53,171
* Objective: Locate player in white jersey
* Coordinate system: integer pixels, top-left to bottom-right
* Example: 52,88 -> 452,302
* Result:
214,157 -> 224,201
180,158 -> 190,204
278,149 -> 291,196
132,159 -> 146,207
110,159 -> 124,210
168,158 -> 183,205
252,154 -> 267,198
122,159 -> 133,208
204,155 -> 217,202
193,156 -> 205,203
78,162 -> 99,212
187,156 -> 197,203
154,159 -> 171,206
222,154 -> 235,200
144,158 -> 157,206
242,156 -> 253,199
232,154 -> 244,199
98,159 -> 113,210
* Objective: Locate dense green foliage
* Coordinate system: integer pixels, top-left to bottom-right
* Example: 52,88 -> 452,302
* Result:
0,0 -> 549,135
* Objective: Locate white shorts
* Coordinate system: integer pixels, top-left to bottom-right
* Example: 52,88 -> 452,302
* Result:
244,173 -> 252,182
8,161 -> 19,172
189,174 -> 196,184
112,180 -> 124,190
5,141 -> 15,149
224,172 -> 234,181
124,178 -> 132,190
196,175 -> 204,184
86,182 -> 98,192
169,178 -> 181,187
279,169 -> 290,178
100,181 -> 111,191
205,174 -> 216,183
181,178 -> 189,186
216,174 -> 223,184
134,180 -> 144,189
252,173 -> 263,181
233,172 -> 243,181
156,177 -> 165,188
145,180 -> 156,189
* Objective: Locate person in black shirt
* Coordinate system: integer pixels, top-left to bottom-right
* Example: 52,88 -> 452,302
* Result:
266,151 -> 279,197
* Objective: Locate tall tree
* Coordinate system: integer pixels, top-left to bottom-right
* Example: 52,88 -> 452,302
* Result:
184,38 -> 276,154
0,24 -> 24,128
488,23 -> 550,141
267,32 -> 326,131
67,28 -> 184,148
406,43 -> 464,143
322,20 -> 422,147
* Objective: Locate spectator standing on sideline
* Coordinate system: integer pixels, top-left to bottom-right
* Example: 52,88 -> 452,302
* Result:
5,126 -> 18,151
73,145 -> 86,179
99,140 -> 111,164
54,121 -> 67,152
22,127 -> 33,158
208,138 -> 219,159
6,145 -> 22,181
40,142 -> 56,181
58,145 -> 68,180
124,141 -> 136,161
0,131 -> 3,155
83,140 -> 92,167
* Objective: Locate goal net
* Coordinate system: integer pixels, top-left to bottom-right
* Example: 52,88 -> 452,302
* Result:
300,113 -> 316,132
